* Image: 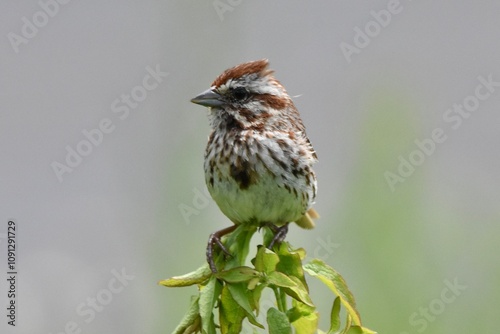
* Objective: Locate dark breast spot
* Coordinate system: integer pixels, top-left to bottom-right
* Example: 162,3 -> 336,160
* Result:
230,158 -> 258,190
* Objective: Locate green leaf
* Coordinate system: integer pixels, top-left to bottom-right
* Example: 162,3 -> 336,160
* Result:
216,266 -> 261,283
267,307 -> 292,334
250,282 -> 267,315
268,272 -> 314,307
158,264 -> 211,287
267,271 -> 296,288
223,226 -> 257,269
290,309 -> 318,334
328,297 -> 341,334
275,243 -> 309,289
199,276 -> 222,334
263,226 -> 275,248
286,306 -> 302,324
227,283 -> 264,328
286,275 -> 314,308
171,295 -> 201,334
288,299 -> 318,334
247,277 -> 260,290
254,245 -> 280,274
303,259 -> 361,326
219,285 -> 245,334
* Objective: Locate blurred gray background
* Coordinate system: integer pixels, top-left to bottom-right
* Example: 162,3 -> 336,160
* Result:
1,1 -> 499,333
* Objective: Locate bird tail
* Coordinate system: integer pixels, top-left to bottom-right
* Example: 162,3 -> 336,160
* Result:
294,208 -> 319,229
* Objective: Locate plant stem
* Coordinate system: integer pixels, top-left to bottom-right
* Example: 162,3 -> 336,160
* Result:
273,287 -> 287,312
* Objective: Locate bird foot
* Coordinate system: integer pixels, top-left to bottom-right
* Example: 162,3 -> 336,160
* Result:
267,223 -> 289,249
206,225 -> 237,273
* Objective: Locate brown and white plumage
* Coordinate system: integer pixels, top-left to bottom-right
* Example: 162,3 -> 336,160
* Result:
191,59 -> 318,271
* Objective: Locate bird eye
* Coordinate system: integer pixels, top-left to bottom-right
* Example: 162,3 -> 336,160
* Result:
231,87 -> 249,101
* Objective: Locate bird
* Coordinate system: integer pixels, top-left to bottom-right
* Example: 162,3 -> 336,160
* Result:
190,59 -> 318,272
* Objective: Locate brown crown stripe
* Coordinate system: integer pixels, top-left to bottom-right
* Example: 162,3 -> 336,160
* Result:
212,59 -> 271,88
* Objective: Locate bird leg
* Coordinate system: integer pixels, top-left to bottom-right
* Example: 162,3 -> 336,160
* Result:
267,223 -> 289,249
206,225 -> 237,273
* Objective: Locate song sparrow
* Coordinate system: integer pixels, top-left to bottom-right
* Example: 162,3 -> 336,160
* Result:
191,59 -> 318,272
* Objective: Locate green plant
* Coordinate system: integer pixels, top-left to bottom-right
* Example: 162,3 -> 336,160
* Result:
160,225 -> 377,334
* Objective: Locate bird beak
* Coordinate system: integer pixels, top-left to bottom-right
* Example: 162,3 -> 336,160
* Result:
191,88 -> 225,107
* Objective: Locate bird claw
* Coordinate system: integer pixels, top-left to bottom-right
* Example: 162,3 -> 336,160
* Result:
206,225 -> 237,273
267,223 -> 289,249
206,223 -> 289,272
